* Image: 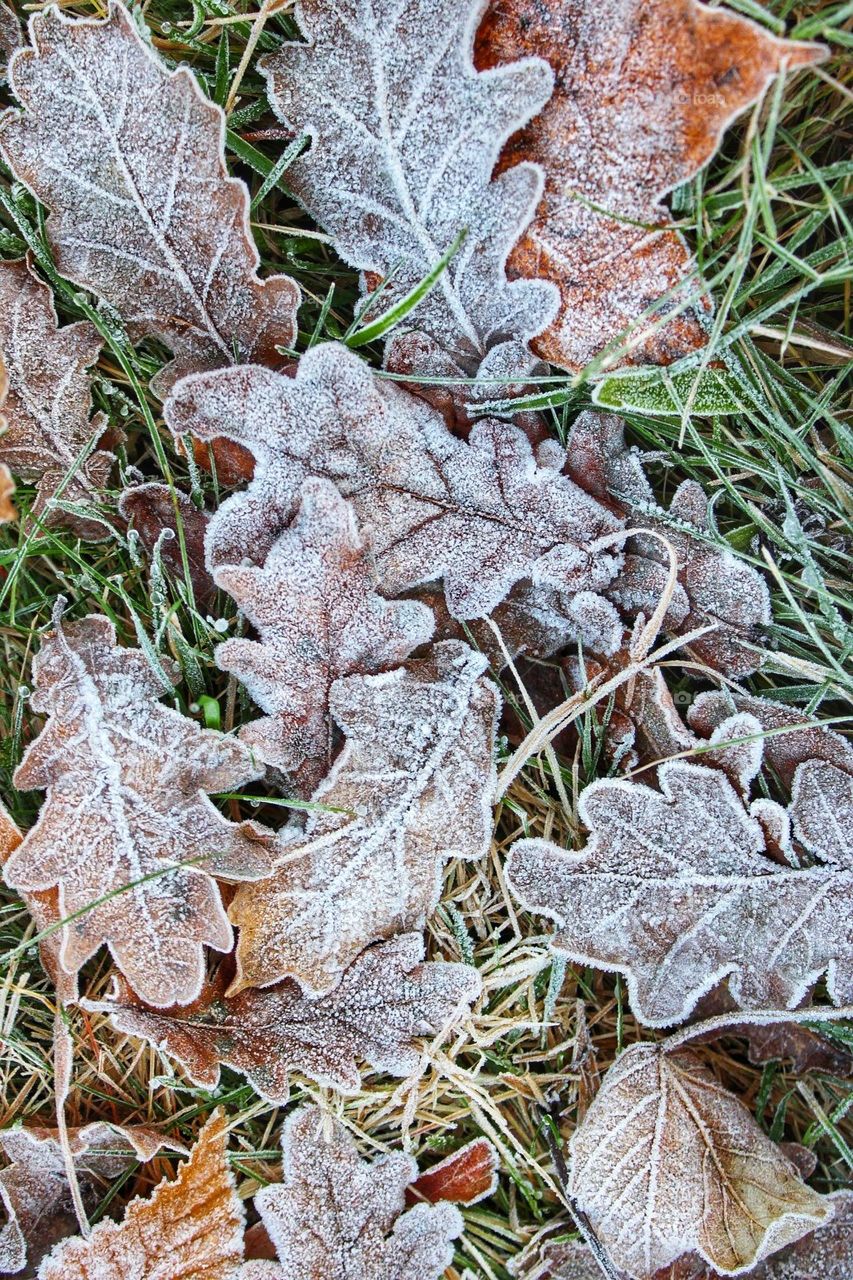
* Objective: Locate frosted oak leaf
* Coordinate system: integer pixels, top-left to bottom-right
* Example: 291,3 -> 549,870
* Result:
569,1043 -> 829,1279
0,1122 -> 185,1277
165,343 -> 623,618
3,614 -> 273,1008
37,1110 -> 244,1280
240,1105 -> 463,1280
0,4 -> 300,394
474,0 -> 823,373
230,640 -> 499,995
215,477 -> 434,792
83,933 -> 480,1101
260,0 -> 557,379
0,258 -> 115,540
508,758 -> 853,1026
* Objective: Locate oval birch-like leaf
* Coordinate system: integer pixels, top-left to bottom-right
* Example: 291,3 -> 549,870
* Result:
0,257 -> 114,540
37,1110 -> 243,1280
214,477 -> 434,792
165,342 -> 623,619
260,0 -> 557,373
3,614 -> 273,1008
0,3 -> 300,394
241,1106 -> 463,1280
83,932 -> 480,1101
0,1122 -> 185,1278
474,0 -> 823,373
569,1043 -> 830,1279
508,759 -> 853,1026
230,640 -> 499,995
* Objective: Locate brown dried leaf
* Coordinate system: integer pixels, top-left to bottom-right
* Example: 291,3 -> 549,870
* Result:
508,759 -> 853,1026
0,462 -> 15,525
747,1190 -> 853,1278
260,0 -> 557,381
0,5 -> 299,394
241,1105 -> 462,1280
37,1110 -> 244,1280
0,799 -> 72,1002
165,343 -> 623,618
214,477 -> 434,791
0,2 -> 21,65
118,483 -> 216,612
475,1 -> 822,373
569,1043 -> 830,1279
230,640 -> 499,995
83,932 -> 480,1101
3,614 -> 273,1008
0,1122 -> 185,1278
0,258 -> 114,540
408,1138 -> 498,1207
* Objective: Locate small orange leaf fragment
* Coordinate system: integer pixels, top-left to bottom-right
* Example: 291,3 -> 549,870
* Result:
409,1138 -> 499,1207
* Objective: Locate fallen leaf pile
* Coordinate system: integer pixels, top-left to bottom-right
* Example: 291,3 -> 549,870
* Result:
0,4 -> 843,1280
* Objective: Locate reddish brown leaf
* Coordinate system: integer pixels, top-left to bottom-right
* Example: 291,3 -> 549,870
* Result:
3,614 -> 273,1008
119,483 -> 216,612
0,1 -> 21,65
475,0 -> 823,373
0,257 -> 115,540
408,1138 -> 499,1207
0,1122 -> 185,1277
37,1110 -> 244,1280
214,477 -> 434,791
83,933 -> 481,1101
241,1106 -> 462,1280
0,5 -> 300,394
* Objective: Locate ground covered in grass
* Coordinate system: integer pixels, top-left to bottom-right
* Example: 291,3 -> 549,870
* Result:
0,1 -> 851,1277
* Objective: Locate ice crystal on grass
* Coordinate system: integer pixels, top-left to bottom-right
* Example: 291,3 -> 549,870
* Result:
569,1044 -> 829,1279
261,0 -> 557,376
84,933 -> 480,1101
0,257 -> 114,539
241,1106 -> 462,1280
3,615 -> 272,1008
230,641 -> 499,995
165,343 -> 623,618
37,1111 -> 243,1280
508,756 -> 853,1026
215,477 -> 434,792
0,4 -> 300,394
474,0 -> 823,373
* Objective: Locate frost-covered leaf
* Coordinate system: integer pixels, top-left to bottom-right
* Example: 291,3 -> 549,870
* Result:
593,367 -> 742,417
409,1138 -> 498,1207
692,988 -> 853,1079
508,758 -> 853,1026
214,477 -> 434,791
165,343 -> 622,618
0,799 -> 72,1003
0,1122 -> 185,1278
569,1043 -> 829,1279
747,1191 -> 853,1279
790,761 -> 852,866
261,0 -> 556,380
0,257 -> 114,540
230,640 -> 499,995
474,1 -> 822,373
119,484 -> 216,612
0,462 -> 15,524
0,1 -> 21,65
240,1105 -> 462,1280
38,1109 -> 243,1280
83,932 -> 480,1101
3,614 -> 273,1008
1,4 -> 300,394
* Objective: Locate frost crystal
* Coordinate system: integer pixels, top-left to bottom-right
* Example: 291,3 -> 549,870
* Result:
241,1106 -> 463,1280
508,757 -> 853,1026
0,4 -> 300,393
570,1043 -> 830,1279
165,343 -> 623,618
215,477 -> 434,792
3,615 -> 273,1008
84,933 -> 480,1101
261,0 -> 557,373
230,641 -> 499,995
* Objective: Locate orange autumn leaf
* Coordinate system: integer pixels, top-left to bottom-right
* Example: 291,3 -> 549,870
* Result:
0,461 -> 15,525
37,1110 -> 243,1280
408,1138 -> 499,1207
474,0 -> 823,372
